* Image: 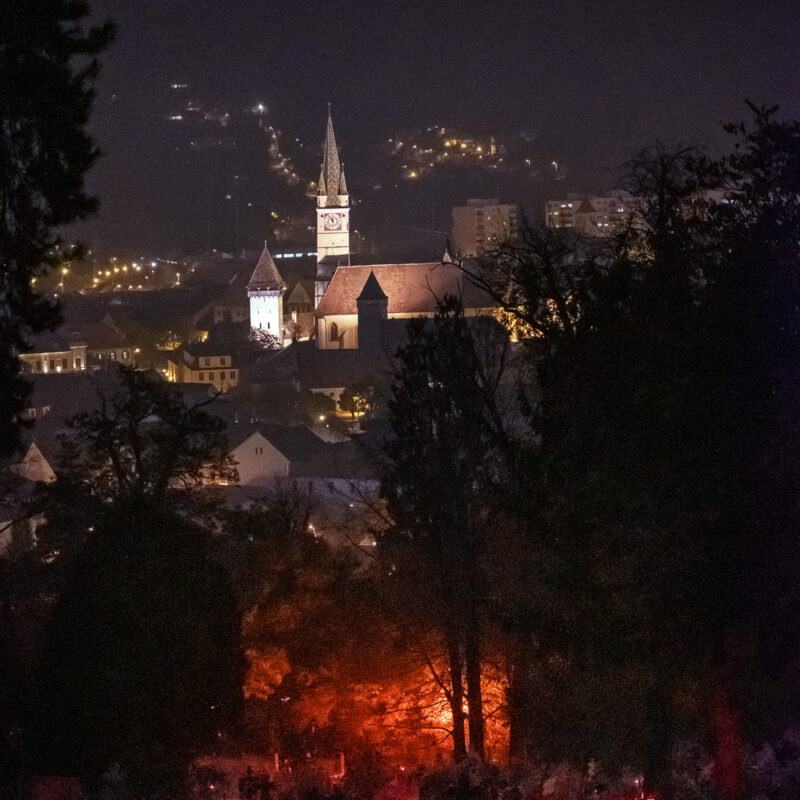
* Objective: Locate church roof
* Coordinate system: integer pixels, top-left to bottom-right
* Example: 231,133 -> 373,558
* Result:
248,244 -> 284,292
318,110 -> 347,206
315,261 -> 495,318
356,271 -> 388,302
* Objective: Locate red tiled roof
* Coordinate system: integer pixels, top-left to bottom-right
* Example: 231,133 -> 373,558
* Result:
315,261 -> 493,318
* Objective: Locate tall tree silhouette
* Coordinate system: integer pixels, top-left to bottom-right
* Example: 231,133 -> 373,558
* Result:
0,0 -> 114,455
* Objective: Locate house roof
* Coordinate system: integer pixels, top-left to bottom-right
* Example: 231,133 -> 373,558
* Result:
315,261 -> 494,318
231,423 -> 326,464
576,198 -> 597,214
248,245 -> 284,292
181,340 -> 235,359
24,329 -> 79,354
215,273 -> 249,307
293,439 -> 378,481
73,315 -> 131,349
285,279 -> 314,305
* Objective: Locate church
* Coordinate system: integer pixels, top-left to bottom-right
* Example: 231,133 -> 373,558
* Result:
246,110 -> 497,354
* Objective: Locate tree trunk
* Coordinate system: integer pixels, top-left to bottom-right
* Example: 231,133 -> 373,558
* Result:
447,628 -> 467,760
464,608 -> 485,759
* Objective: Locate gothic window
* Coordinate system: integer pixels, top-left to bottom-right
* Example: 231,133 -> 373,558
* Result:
330,322 -> 338,340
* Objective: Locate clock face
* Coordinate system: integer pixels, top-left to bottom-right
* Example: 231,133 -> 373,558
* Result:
323,212 -> 342,231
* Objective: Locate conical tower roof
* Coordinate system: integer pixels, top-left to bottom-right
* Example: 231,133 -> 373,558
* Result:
317,164 -> 326,197
248,243 -> 283,291
356,270 -> 388,302
319,109 -> 346,207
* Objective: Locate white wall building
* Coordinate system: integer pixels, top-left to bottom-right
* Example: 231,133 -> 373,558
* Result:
545,192 -> 635,235
450,198 -> 519,257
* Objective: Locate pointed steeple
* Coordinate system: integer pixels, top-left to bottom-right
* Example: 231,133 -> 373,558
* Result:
339,166 -> 348,196
357,270 -> 388,302
319,108 -> 345,207
248,242 -> 284,292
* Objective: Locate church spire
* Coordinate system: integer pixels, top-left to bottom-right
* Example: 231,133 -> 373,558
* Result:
319,108 -> 346,207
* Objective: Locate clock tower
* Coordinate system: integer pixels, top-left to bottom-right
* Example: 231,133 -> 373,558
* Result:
315,109 -> 350,308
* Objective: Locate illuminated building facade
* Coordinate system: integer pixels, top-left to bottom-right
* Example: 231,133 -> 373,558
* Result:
19,331 -> 87,375
450,199 -> 519,257
545,192 -> 634,235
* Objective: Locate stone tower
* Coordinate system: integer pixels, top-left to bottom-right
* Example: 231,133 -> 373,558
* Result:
248,243 -> 284,344
315,108 -> 350,308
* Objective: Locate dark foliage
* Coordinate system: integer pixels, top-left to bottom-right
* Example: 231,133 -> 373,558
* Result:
35,506 -> 243,797
0,0 -> 114,456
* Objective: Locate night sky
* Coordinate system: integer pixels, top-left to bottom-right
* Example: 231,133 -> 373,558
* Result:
81,0 -> 800,255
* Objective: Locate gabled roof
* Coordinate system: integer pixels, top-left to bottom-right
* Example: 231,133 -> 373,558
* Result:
248,245 -> 284,292
293,439 -> 378,482
576,198 -> 597,214
24,329 -> 78,354
315,261 -> 495,318
180,340 -> 235,359
215,273 -> 249,307
285,279 -> 314,305
231,424 -> 326,464
356,271 -> 388,302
